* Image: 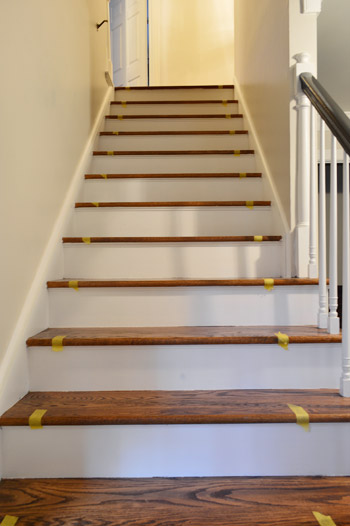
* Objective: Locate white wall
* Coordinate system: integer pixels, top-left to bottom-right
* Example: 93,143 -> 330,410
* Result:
149,0 -> 234,86
0,1 -> 110,370
318,0 -> 350,111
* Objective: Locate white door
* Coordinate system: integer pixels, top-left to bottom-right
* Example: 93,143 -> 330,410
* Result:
110,0 -> 148,86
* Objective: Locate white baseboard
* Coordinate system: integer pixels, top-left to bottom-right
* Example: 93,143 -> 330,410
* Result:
233,75 -> 291,277
0,87 -> 114,423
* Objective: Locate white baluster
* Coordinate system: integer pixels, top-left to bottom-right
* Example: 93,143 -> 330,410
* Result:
328,134 -> 340,333
318,118 -> 328,328
341,152 -> 350,396
309,106 -> 318,278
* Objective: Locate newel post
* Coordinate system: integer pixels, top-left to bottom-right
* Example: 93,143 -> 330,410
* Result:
293,52 -> 316,277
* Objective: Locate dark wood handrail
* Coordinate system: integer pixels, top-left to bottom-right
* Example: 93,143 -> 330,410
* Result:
300,72 -> 350,157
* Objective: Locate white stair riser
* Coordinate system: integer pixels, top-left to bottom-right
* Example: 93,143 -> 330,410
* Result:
69,208 -> 274,237
63,243 -> 283,279
104,117 -> 245,132
97,134 -> 250,151
81,178 -> 265,202
48,286 -> 318,327
89,155 -> 256,174
28,343 -> 341,391
114,88 -> 235,102
110,102 -> 239,116
3,423 -> 349,477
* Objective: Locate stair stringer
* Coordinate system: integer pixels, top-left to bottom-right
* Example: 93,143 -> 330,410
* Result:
0,87 -> 114,427
232,75 -> 291,277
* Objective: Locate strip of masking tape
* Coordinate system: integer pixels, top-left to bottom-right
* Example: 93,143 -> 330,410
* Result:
125,86 -> 131,90
82,237 -> 91,244
29,409 -> 47,429
246,201 -> 254,209
226,114 -> 231,119
107,151 -> 114,156
254,235 -> 263,242
234,150 -> 241,156
68,280 -> 79,292
264,278 -> 274,291
113,131 -> 119,135
92,202 -> 99,207
0,516 -> 19,526
118,115 -> 123,120
229,130 -> 236,135
121,101 -> 127,107
52,335 -> 66,352
222,100 -> 228,106
239,173 -> 247,178
275,331 -> 289,351
101,174 -> 108,179
313,512 -> 337,526
288,404 -> 310,432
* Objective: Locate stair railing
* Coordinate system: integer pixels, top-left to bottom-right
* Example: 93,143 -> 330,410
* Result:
295,55 -> 350,396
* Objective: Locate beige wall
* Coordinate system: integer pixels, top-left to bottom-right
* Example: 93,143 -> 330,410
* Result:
234,0 -> 291,223
149,0 -> 234,85
0,0 -> 109,361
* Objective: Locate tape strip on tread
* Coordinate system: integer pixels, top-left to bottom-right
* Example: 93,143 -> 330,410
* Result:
275,331 -> 289,350
254,235 -> 263,242
264,279 -> 274,291
239,173 -> 247,178
82,237 -> 91,244
68,280 -> 79,291
29,409 -> 47,429
101,174 -> 108,179
0,517 -> 18,526
312,512 -> 337,526
246,201 -> 254,209
234,150 -> 240,156
52,335 -> 66,352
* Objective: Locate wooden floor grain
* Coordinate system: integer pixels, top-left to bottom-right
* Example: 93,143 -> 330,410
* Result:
0,477 -> 349,525
1,389 -> 350,426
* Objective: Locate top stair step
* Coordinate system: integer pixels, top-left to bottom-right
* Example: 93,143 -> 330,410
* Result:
114,85 -> 235,102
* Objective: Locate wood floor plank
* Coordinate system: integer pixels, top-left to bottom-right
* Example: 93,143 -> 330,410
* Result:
26,326 -> 342,347
0,389 -> 349,426
0,476 -> 349,525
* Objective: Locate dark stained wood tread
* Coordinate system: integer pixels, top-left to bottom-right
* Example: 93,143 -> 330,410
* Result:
100,130 -> 248,136
115,84 -> 235,90
47,278 -> 319,289
93,149 -> 254,156
106,114 -> 243,119
62,235 -> 282,243
75,200 -> 270,208
0,477 -> 349,526
1,389 -> 348,426
85,172 -> 262,179
111,99 -> 238,105
26,326 -> 341,347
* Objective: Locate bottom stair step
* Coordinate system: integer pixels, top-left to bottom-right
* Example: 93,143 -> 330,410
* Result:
0,477 -> 349,526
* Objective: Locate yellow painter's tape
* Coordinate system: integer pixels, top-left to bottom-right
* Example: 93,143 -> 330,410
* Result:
101,174 -> 108,179
288,404 -> 310,432
92,202 -> 100,207
313,512 -> 337,526
264,279 -> 274,291
118,115 -> 123,120
275,331 -> 289,351
107,151 -> 114,156
125,86 -> 131,90
239,173 -> 247,178
113,131 -> 119,135
234,150 -> 240,156
222,100 -> 228,106
29,409 -> 47,429
0,517 -> 18,526
246,201 -> 254,209
121,101 -> 127,107
225,114 -> 231,119
254,236 -> 263,242
218,85 -> 224,89
68,280 -> 79,292
82,237 -> 91,244
52,335 -> 66,352
229,130 -> 236,135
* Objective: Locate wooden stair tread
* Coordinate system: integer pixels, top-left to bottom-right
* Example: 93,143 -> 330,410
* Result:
62,235 -> 282,243
1,388 -> 349,426
106,114 -> 243,119
100,130 -> 249,135
26,326 -> 341,346
92,149 -> 254,155
111,99 -> 238,104
115,84 -> 235,90
85,172 -> 262,179
1,477 -> 349,526
47,278 -> 320,288
75,201 -> 270,208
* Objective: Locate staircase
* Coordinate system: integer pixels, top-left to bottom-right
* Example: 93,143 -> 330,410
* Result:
1,85 -> 349,523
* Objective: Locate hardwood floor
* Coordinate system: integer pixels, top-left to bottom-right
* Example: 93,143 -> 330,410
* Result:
0,477 -> 349,525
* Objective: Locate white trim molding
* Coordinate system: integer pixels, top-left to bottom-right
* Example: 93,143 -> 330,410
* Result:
301,0 -> 323,14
